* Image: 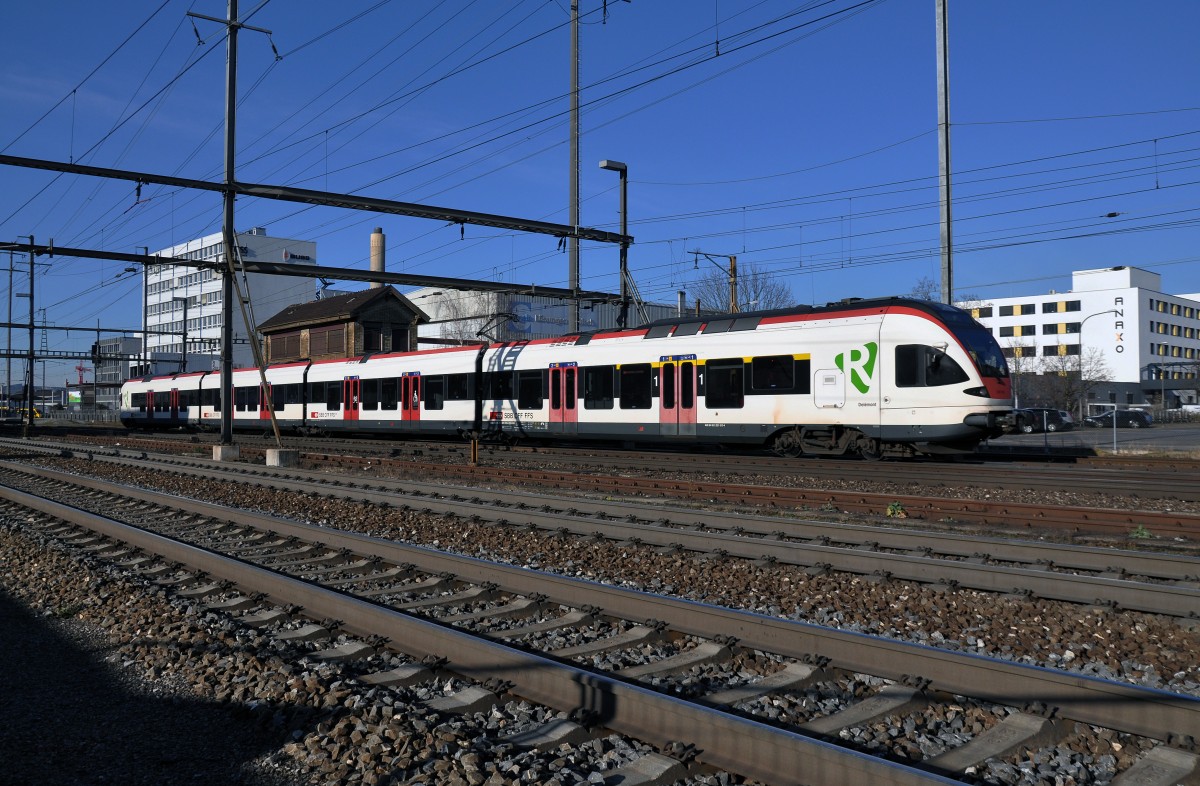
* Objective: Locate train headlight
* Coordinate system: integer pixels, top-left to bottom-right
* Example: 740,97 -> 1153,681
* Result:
963,386 -> 990,398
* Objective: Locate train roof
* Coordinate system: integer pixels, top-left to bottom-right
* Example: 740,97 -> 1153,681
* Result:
602,296 -> 976,343
123,297 -> 979,384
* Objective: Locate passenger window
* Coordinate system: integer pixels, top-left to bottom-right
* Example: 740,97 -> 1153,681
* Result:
424,376 -> 445,410
751,355 -> 794,391
584,366 -> 614,409
381,378 -> 398,410
486,372 -> 514,400
361,378 -> 380,411
619,364 -> 652,409
517,370 -> 544,409
705,358 -> 744,408
326,381 -> 341,410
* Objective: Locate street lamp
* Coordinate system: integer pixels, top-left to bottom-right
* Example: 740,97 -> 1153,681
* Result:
172,296 -> 189,372
599,159 -> 629,328
1078,309 -> 1118,420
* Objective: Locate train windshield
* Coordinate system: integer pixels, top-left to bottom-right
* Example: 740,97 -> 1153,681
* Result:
927,303 -> 1010,379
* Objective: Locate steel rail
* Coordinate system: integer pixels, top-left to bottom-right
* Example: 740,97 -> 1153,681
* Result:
26,459 -> 1198,618
2,468 -> 1196,744
0,485 -> 959,786
7,440 -> 1200,582
60,431 -> 1200,502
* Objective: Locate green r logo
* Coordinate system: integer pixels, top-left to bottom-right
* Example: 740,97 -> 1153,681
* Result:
835,341 -> 878,394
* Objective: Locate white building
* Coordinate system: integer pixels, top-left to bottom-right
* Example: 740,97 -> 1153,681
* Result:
145,228 -> 316,369
962,266 -> 1200,410
404,287 -> 686,345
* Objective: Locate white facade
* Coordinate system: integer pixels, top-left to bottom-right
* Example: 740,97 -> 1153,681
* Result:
145,228 -> 316,369
961,266 -> 1200,407
405,287 -> 684,345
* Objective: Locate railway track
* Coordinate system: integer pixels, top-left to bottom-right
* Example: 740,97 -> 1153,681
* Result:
45,430 -> 1200,502
14,434 -> 1200,538
2,464 -> 1198,786
4,446 -> 1199,620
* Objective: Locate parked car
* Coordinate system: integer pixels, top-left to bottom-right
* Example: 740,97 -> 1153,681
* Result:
1084,410 -> 1153,429
1027,407 -> 1074,432
1013,407 -> 1072,433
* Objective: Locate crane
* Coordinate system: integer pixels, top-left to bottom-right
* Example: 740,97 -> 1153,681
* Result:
75,363 -> 91,385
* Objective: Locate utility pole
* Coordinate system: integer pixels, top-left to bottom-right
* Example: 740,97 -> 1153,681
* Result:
5,250 -> 12,411
22,235 -> 35,436
729,255 -> 738,314
568,0 -> 581,333
692,251 -> 738,314
188,0 -> 271,447
935,0 -> 954,304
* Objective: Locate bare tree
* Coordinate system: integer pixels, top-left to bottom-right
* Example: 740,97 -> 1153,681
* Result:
907,275 -> 980,306
689,260 -> 792,313
1037,348 -> 1112,414
436,292 -> 490,345
1004,340 -> 1037,407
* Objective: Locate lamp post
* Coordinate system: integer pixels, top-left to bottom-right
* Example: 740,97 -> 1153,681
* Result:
599,159 -> 628,328
172,296 -> 189,372
1077,309 -> 1118,421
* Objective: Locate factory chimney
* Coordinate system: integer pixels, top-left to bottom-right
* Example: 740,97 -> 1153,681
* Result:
369,227 -> 386,289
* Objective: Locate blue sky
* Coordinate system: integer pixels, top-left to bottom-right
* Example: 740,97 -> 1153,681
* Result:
2,0 -> 1198,385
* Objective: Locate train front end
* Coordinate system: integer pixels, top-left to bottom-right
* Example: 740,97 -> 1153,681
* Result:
879,302 -> 1012,454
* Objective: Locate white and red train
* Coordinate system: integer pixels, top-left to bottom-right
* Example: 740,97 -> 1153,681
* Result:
120,297 -> 1013,458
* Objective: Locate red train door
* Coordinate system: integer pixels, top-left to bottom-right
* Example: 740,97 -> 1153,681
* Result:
343,377 -> 361,421
260,383 -> 271,420
146,389 -> 155,420
170,388 -> 180,419
401,373 -> 421,425
659,357 -> 697,437
549,363 -> 578,435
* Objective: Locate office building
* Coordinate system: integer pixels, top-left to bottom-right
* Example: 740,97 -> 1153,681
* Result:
144,228 -> 316,369
963,266 -> 1200,411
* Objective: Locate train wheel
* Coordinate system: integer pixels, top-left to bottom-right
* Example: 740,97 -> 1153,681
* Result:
771,431 -> 803,458
858,437 -> 883,461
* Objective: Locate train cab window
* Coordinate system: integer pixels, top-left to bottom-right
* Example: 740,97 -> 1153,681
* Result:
381,378 -> 398,410
517,370 -> 544,410
583,366 -> 614,409
619,364 -> 652,409
751,355 -> 794,391
424,376 -> 445,410
895,345 -> 970,387
361,378 -> 380,411
704,358 -> 744,408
